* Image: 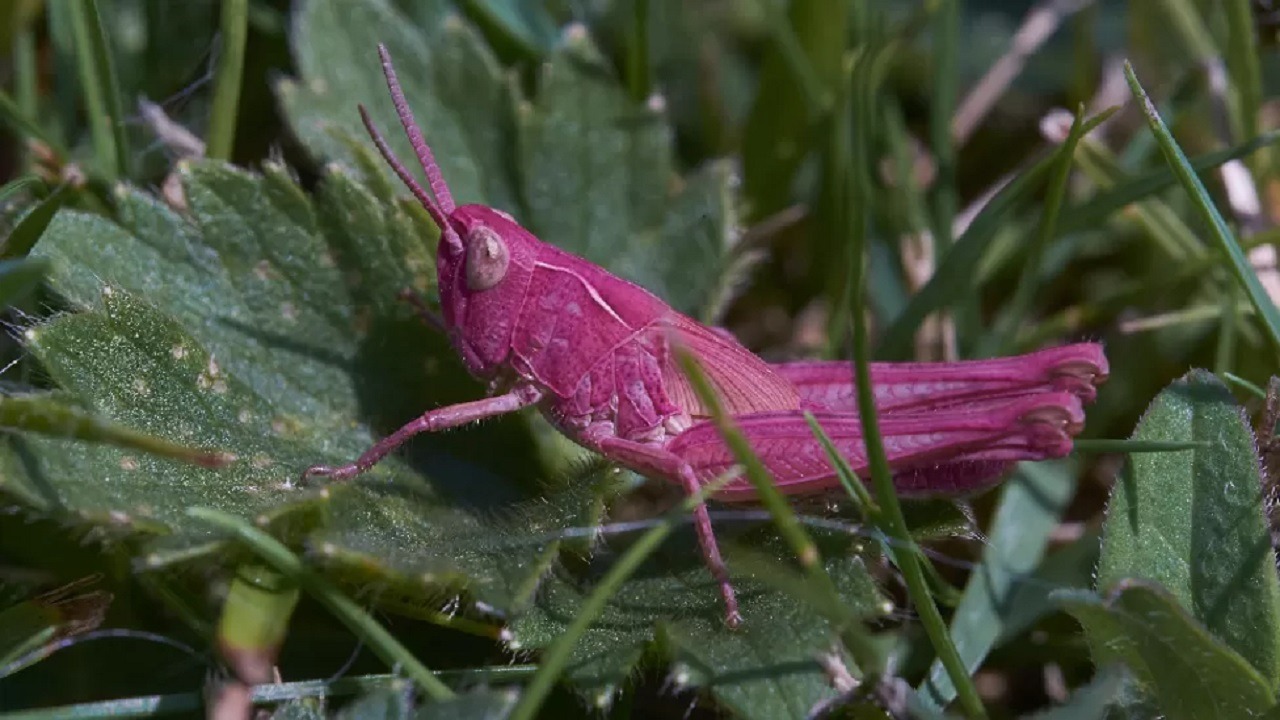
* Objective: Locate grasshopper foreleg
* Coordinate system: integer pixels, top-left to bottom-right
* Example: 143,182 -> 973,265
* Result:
303,387 -> 541,483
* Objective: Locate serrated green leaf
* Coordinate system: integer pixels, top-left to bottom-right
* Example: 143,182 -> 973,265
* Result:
10,159 -> 543,563
511,537 -> 888,719
279,0 -> 521,215
1098,369 -> 1280,686
1058,582 -> 1276,719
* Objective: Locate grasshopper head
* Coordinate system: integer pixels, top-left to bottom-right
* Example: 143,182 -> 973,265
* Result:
359,44 -> 539,377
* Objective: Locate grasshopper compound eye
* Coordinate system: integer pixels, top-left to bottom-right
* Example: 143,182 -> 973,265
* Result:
465,225 -> 510,291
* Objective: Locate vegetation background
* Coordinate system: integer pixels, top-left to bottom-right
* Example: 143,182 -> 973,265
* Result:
1,0 -> 1280,718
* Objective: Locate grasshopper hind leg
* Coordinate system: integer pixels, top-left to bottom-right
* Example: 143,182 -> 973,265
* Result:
595,436 -> 743,629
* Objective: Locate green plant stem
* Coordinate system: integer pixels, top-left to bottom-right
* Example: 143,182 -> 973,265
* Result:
1125,62 -> 1280,354
849,245 -> 988,720
186,508 -> 454,701
840,48 -> 986,720
804,410 -> 877,513
507,474 -> 732,720
208,0 -> 249,161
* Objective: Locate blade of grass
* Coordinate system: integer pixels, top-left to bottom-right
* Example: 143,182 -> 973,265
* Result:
1126,62 -> 1280,352
207,0 -> 249,161
0,394 -> 230,469
623,0 -> 651,103
1,186 -> 65,260
1224,0 -> 1262,149
1074,136 -> 1203,260
186,507 -> 454,701
1059,130 -> 1280,235
0,90 -> 57,150
1154,0 -> 1217,63
1216,282 -> 1241,373
803,410 -> 876,514
1017,229 -> 1277,348
840,45 -> 987,718
83,0 -> 129,179
977,105 -> 1095,356
13,28 -> 38,120
64,1 -> 116,180
0,176 -> 39,204
677,354 -> 828,582
507,472 -> 733,720
803,410 -> 961,610
1075,133 -> 1203,258
1224,372 -> 1267,400
929,0 -> 958,253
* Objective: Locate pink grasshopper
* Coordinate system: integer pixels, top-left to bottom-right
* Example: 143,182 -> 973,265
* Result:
304,45 -> 1108,628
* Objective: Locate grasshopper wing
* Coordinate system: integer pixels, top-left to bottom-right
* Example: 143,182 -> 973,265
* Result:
666,391 -> 1085,502
661,314 -> 802,417
773,343 -> 1108,413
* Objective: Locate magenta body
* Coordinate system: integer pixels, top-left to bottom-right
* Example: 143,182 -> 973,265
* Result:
432,206 -> 1106,501
322,43 -> 1109,627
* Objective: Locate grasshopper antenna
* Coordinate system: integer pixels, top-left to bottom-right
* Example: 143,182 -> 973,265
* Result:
357,43 -> 455,230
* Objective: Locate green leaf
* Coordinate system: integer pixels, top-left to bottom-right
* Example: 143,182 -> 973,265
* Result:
0,392 -> 228,479
877,108 -> 1116,360
918,460 -> 1079,711
279,0 -> 522,215
1058,581 -> 1276,719
11,159 -> 541,558
1098,369 -> 1280,686
511,545 -> 888,719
